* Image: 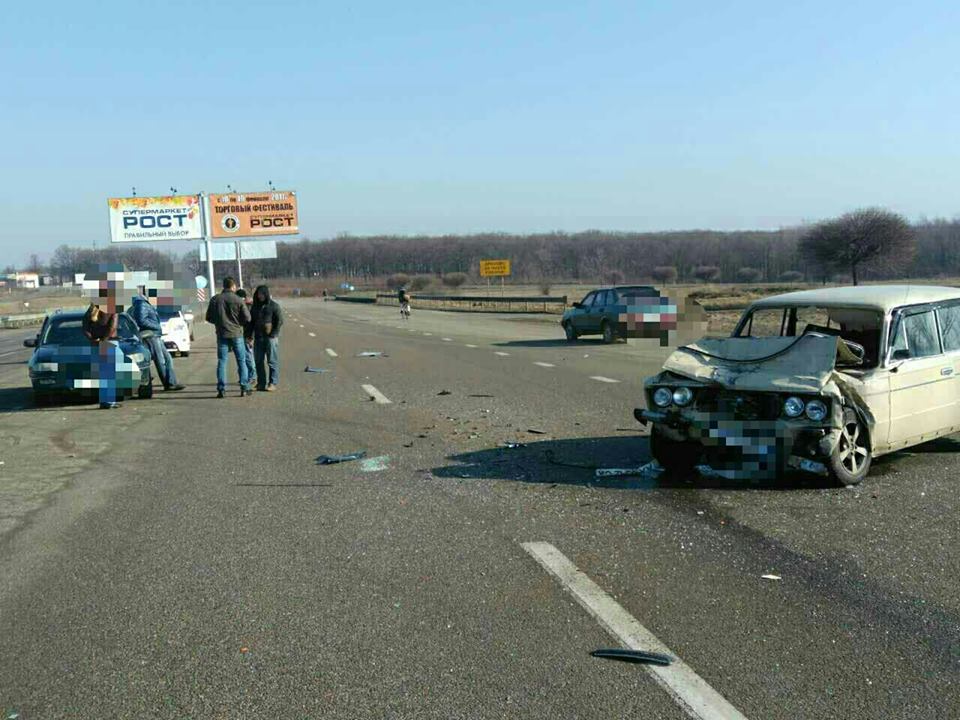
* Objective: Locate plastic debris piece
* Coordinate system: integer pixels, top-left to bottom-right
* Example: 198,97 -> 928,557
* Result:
502,442 -> 526,449
591,649 -> 672,666
304,366 -> 329,373
468,394 -> 495,398
357,351 -> 386,357
761,574 -> 782,581
437,390 -> 452,396
527,428 -> 547,435
315,451 -> 367,465
360,455 -> 390,472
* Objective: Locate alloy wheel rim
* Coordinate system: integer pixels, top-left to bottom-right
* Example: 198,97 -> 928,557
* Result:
838,419 -> 868,474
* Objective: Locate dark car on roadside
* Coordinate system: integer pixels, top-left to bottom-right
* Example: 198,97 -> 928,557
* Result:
561,285 -> 658,343
25,310 -> 154,405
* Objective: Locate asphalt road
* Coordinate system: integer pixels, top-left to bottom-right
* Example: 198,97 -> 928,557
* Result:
0,300 -> 957,719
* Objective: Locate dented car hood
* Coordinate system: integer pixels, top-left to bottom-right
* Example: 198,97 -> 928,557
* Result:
661,334 -> 841,394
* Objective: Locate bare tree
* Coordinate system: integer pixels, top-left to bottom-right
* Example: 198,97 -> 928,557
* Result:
799,208 -> 915,285
736,267 -> 762,283
441,272 -> 468,289
652,266 -> 678,283
693,265 -> 720,282
779,270 -> 804,282
386,273 -> 410,290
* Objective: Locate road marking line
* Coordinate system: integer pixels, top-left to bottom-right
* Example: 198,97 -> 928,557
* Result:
442,337 -> 453,342
534,362 -> 555,368
494,351 -> 510,357
465,344 -> 478,348
522,542 -> 748,720
590,376 -> 620,383
325,348 -> 338,358
361,384 -> 392,405
299,324 -> 305,329
308,332 -> 316,337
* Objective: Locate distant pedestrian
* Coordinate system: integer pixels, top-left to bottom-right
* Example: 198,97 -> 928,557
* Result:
235,288 -> 257,384
129,289 -> 185,392
251,284 -> 283,391
82,301 -> 121,409
398,286 -> 411,319
205,276 -> 252,398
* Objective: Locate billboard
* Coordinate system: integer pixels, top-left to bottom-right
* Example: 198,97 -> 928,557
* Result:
108,195 -> 203,243
200,240 -> 278,262
207,190 -> 299,238
479,259 -> 511,277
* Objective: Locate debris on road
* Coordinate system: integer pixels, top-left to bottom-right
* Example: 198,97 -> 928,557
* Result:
437,390 -> 452,396
360,456 -> 390,472
594,465 -> 658,478
502,442 -> 526,449
315,451 -> 367,465
304,366 -> 329,373
468,394 -> 495,398
761,574 -> 782,581
590,649 -> 672,666
527,428 -> 547,435
357,351 -> 387,358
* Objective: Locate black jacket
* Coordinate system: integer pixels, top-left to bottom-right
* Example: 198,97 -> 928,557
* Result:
206,290 -> 251,339
252,286 -> 284,339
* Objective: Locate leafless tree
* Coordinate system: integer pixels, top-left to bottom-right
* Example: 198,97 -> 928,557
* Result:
736,267 -> 762,282
779,270 -> 804,282
652,266 -> 678,283
442,272 -> 468,288
693,265 -> 720,282
800,208 -> 915,285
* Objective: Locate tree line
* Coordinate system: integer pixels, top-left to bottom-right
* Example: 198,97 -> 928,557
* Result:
35,214 -> 960,287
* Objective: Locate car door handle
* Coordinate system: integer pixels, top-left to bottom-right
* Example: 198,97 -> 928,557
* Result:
941,367 -> 954,376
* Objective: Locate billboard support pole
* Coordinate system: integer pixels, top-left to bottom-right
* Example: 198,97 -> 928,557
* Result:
236,241 -> 244,289
200,192 -> 215,298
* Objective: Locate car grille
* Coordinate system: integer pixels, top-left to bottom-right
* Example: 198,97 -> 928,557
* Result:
694,390 -> 780,421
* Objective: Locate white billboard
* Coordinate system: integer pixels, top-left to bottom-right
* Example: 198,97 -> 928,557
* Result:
108,195 -> 204,243
200,240 -> 278,261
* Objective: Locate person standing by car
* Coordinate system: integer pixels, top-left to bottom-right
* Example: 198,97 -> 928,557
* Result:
82,299 -> 121,409
205,276 -> 252,398
251,284 -> 283,391
235,288 -> 257,385
129,289 -> 185,392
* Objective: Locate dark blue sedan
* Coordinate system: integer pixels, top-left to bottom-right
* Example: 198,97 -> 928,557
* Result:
25,310 -> 154,405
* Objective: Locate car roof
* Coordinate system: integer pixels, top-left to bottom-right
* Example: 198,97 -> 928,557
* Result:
748,284 -> 960,313
49,309 -> 87,320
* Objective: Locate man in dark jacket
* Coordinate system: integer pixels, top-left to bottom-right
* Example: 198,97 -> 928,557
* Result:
129,290 -> 184,391
206,276 -> 252,398
251,284 -> 284,391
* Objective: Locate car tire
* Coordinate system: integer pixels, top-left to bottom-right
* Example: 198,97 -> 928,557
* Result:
180,351 -> 190,357
564,322 -> 578,342
601,320 -> 617,344
829,408 -> 871,485
649,425 -> 700,475
137,381 -> 154,400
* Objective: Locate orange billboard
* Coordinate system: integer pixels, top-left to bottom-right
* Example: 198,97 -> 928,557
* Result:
207,190 -> 299,238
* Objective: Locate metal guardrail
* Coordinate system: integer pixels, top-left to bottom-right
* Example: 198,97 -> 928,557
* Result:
333,295 -> 377,304
0,312 -> 49,329
376,293 -> 568,314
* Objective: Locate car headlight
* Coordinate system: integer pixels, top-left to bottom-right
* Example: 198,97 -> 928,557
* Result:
653,387 -> 674,407
672,387 -> 694,406
783,396 -> 805,418
805,399 -> 828,422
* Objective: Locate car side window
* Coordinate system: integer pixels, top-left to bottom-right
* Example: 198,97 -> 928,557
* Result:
597,291 -> 610,306
892,310 -> 941,359
581,293 -> 595,308
938,304 -> 960,352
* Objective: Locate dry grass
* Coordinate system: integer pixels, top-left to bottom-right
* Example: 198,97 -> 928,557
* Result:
0,287 -> 85,316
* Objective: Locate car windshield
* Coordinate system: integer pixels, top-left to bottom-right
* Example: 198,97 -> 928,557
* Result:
42,319 -> 87,344
157,306 -> 180,319
735,305 -> 883,367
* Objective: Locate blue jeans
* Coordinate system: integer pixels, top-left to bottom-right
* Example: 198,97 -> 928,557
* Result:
244,341 -> 256,384
254,336 -> 280,388
217,336 -> 250,391
97,340 -> 120,405
144,334 -> 178,388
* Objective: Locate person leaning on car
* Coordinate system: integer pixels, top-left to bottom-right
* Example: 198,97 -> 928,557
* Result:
82,301 -> 121,409
251,284 -> 283,392
205,276 -> 253,398
129,290 -> 185,392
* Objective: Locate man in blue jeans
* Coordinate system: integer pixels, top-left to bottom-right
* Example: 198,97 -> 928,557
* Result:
129,289 -> 185,391
252,285 -> 284,391
205,276 -> 252,398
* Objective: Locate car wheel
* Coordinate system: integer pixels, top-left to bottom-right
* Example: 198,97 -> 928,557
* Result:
829,408 -> 871,485
137,380 -> 154,399
180,351 -> 190,357
601,321 -> 617,344
649,425 -> 700,475
564,322 -> 578,342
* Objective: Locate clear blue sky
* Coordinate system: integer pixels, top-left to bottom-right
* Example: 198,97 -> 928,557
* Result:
1,0 -> 958,265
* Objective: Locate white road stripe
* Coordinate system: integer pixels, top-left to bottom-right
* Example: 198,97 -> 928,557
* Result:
494,351 -> 510,357
465,344 -> 478,348
590,375 -> 620,383
522,542 -> 748,720
423,332 -> 433,336
361,384 -> 392,405
442,337 -> 453,342
299,324 -> 305,329
308,332 -> 316,337
534,362 -> 555,368
325,348 -> 338,358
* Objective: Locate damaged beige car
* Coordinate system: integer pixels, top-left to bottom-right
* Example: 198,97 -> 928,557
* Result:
636,285 -> 960,484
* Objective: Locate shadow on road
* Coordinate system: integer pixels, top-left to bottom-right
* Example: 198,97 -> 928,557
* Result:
493,338 -> 605,348
431,435 -> 846,491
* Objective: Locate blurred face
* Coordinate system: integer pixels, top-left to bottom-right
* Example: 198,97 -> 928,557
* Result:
256,289 -> 266,303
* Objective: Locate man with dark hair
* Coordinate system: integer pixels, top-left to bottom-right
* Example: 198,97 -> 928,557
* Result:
235,288 -> 257,384
205,276 -> 252,398
251,285 -> 284,391
129,287 -> 185,392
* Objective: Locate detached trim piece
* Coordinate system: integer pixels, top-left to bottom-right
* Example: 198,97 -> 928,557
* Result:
592,648 -> 673,666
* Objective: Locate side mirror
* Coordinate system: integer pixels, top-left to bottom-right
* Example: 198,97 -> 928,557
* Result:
572,302 -> 583,309
886,347 -> 909,370
23,338 -> 36,348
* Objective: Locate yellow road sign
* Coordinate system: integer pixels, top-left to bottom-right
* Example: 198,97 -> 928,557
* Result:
480,259 -> 511,277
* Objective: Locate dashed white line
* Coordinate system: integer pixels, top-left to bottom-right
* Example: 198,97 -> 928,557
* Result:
590,376 -> 620,383
423,332 -> 433,336
442,337 -> 453,342
308,332 -> 316,337
361,384 -> 392,405
522,542 -> 748,720
494,351 -> 510,357
325,348 -> 338,358
533,361 -> 555,368
465,344 -> 478,348
299,324 -> 305,329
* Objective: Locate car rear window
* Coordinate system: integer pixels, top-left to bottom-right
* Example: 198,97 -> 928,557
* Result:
43,320 -> 86,344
